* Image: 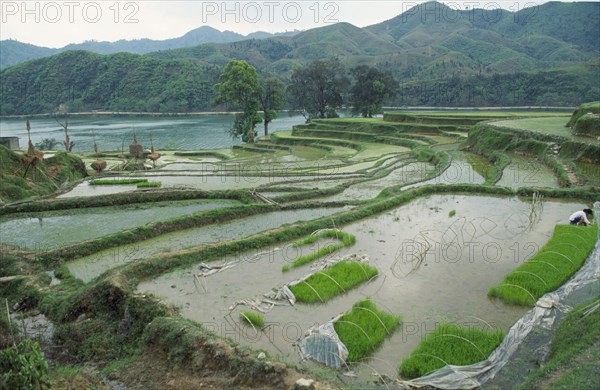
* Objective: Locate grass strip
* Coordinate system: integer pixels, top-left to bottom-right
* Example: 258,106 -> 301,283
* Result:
0,190 -> 255,215
136,182 -> 161,188
288,260 -> 377,303
172,151 -> 230,160
399,323 -> 504,379
334,299 -> 401,362
90,179 -> 148,185
38,204 -> 277,265
239,311 -> 264,328
489,223 -> 598,306
282,230 -> 356,272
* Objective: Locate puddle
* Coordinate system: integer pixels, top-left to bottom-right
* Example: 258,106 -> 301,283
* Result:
67,207 -> 348,282
137,194 -> 587,381
0,200 -> 241,249
496,154 -> 559,189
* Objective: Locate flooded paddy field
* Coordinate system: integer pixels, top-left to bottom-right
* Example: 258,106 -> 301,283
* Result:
496,154 -> 559,189
67,206 -> 348,282
0,199 -> 241,249
403,151 -> 485,190
138,194 -> 587,380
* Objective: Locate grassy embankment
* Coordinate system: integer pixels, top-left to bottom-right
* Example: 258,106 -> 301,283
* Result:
0,145 -> 87,202
521,296 -> 600,389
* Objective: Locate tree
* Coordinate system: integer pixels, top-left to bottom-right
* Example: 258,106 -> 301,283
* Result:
215,59 -> 261,143
349,66 -> 398,118
288,59 -> 349,120
54,104 -> 74,152
34,138 -> 59,151
258,77 -> 286,136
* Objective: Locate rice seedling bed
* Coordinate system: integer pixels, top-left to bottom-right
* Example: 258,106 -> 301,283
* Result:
289,260 -> 378,303
137,182 -> 161,188
90,178 -> 148,185
240,311 -> 265,328
282,229 -> 355,271
489,223 -> 598,305
334,299 -> 402,362
399,323 -> 504,379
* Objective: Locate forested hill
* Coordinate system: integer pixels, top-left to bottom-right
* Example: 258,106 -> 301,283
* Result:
1,1 -> 598,115
0,51 -> 221,114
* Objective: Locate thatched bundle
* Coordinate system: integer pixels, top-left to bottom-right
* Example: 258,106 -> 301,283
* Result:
129,132 -> 144,159
21,139 -> 44,177
91,160 -> 108,173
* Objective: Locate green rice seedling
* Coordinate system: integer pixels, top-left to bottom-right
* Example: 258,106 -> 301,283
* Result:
239,311 -> 264,329
137,182 -> 161,188
489,223 -> 598,305
399,323 -> 504,379
289,260 -> 378,303
90,178 -> 148,185
282,230 -> 356,271
334,299 -> 401,362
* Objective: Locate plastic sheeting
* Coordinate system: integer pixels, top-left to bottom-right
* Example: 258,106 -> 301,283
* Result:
299,316 -> 349,369
399,201 -> 600,389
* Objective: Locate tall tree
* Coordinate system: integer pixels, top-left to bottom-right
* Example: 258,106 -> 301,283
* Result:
258,77 -> 286,136
288,59 -> 349,120
215,59 -> 261,143
350,66 -> 398,118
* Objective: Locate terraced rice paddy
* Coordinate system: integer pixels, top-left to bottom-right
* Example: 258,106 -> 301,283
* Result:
6,110 -> 597,388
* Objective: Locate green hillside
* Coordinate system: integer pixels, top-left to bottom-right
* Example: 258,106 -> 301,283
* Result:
1,1 -> 599,114
0,51 -> 220,115
0,145 -> 87,202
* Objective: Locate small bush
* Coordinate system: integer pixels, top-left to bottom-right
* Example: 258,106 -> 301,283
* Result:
239,311 -> 264,328
448,210 -> 456,217
289,261 -> 378,303
334,299 -> 401,362
0,338 -> 51,389
399,323 -> 504,379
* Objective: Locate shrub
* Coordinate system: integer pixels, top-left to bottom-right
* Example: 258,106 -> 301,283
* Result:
0,338 -> 51,389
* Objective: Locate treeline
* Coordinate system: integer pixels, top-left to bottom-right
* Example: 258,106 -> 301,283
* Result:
392,63 -> 600,107
1,50 -> 598,117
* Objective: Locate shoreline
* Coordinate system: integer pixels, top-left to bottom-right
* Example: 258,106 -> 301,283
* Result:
0,106 -> 575,120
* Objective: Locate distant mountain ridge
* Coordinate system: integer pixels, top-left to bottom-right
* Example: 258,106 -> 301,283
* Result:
0,26 -> 300,69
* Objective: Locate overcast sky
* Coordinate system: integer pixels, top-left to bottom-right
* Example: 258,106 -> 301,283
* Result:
0,1 -> 592,48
